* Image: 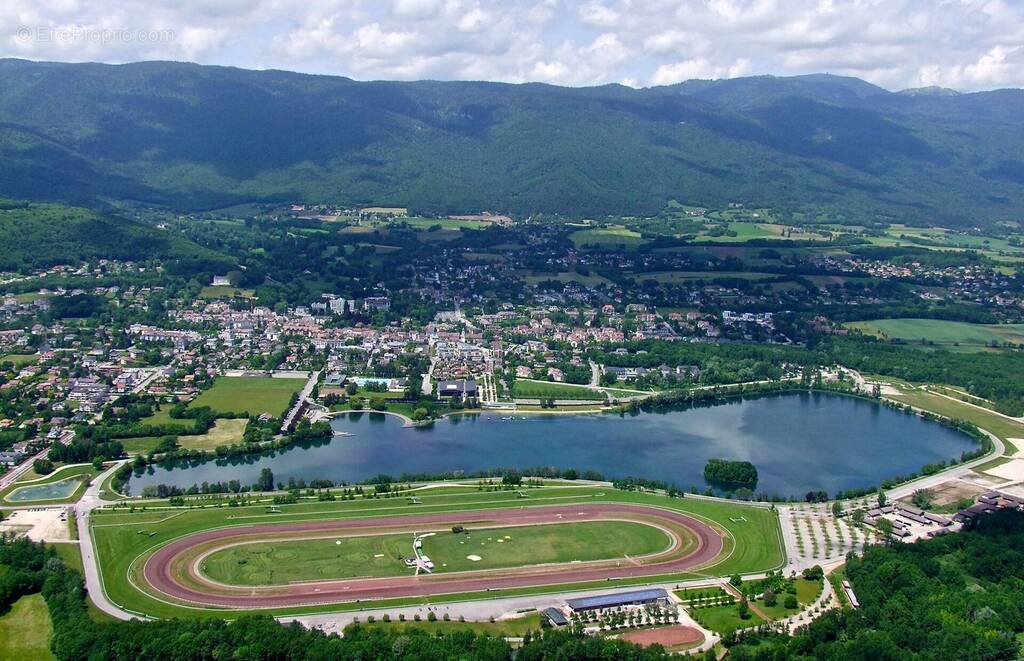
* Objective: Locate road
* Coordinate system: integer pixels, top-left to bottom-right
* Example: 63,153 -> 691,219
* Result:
279,370 -> 320,433
74,459 -> 142,621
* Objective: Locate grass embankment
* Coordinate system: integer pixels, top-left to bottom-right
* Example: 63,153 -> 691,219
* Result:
90,485 -> 783,620
0,463 -> 100,505
201,520 -> 673,586
885,388 -> 1023,456
0,594 -> 54,660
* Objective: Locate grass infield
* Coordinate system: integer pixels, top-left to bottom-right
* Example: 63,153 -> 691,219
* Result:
90,485 -> 783,619
200,520 -> 672,586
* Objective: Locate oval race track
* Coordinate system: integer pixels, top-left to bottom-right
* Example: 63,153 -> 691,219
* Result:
143,503 -> 725,608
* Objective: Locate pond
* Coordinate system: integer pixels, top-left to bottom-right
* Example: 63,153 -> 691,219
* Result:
126,392 -> 978,498
7,478 -> 81,502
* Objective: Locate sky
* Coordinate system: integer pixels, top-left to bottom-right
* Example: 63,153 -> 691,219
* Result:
3,0 -> 1024,91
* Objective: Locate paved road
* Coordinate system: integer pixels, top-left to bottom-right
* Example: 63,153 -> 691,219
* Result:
144,503 -> 722,609
280,370 -> 320,433
75,459 -> 143,621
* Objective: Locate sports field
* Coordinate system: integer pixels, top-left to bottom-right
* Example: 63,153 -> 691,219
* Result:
189,376 -> 305,417
512,379 -> 606,401
200,520 -> 671,586
90,485 -> 783,619
847,319 -> 1024,347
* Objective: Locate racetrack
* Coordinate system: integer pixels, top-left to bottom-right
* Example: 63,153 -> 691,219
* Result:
143,503 -> 724,608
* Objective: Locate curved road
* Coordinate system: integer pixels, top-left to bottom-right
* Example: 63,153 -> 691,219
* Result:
144,503 -> 723,609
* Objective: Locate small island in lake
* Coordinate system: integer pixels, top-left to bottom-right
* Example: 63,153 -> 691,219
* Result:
703,458 -> 759,488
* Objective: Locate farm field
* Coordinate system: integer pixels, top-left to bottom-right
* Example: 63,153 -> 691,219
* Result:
569,227 -> 649,249
0,594 -> 54,661
847,319 -> 1024,347
89,485 -> 783,619
200,520 -> 671,586
188,376 -> 305,417
511,379 -> 605,400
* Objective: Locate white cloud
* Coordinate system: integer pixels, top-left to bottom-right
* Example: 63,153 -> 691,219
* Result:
0,0 -> 1022,91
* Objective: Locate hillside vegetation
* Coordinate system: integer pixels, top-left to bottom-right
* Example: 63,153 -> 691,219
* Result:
0,60 -> 1022,226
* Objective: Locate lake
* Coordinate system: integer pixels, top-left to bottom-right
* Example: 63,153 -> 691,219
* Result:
126,392 -> 978,498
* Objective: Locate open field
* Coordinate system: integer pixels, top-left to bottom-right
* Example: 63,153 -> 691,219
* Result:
189,377 -> 305,417
177,418 -> 249,451
89,485 -> 782,619
569,227 -> 649,249
201,520 -> 671,586
519,271 -> 613,286
847,319 -> 1024,347
0,353 -> 38,367
687,602 -> 763,634
198,286 -> 255,299
0,594 -> 54,661
628,271 -> 777,284
512,379 -> 605,401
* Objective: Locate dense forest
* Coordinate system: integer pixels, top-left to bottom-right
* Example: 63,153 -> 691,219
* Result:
726,510 -> 1024,660
1,59 -> 1023,226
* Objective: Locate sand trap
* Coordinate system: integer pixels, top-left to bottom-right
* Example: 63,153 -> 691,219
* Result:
466,555 -> 482,562
497,539 -> 504,543
374,553 -> 384,558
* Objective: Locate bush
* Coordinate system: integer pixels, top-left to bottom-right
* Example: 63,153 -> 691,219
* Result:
784,595 -> 798,609
32,458 -> 54,475
427,611 -> 437,622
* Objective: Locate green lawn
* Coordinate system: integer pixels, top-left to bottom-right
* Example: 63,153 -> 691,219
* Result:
687,602 -> 763,634
189,376 -> 305,417
0,353 -> 38,367
512,379 -> 606,401
520,271 -> 613,286
200,520 -> 671,586
89,485 -> 783,619
199,285 -> 255,299
847,319 -> 1024,347
0,594 -> 54,661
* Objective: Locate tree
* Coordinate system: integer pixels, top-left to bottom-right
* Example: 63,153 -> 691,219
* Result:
877,489 -> 887,507
32,459 -> 54,475
784,594 -> 798,609
763,589 -> 777,607
730,573 -> 743,587
258,468 -> 274,492
737,595 -> 750,620
832,500 -> 844,517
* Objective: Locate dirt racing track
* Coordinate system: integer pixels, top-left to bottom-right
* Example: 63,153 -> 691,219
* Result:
143,503 -> 725,608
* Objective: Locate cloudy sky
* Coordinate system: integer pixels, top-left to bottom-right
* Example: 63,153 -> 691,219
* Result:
3,0 -> 1023,91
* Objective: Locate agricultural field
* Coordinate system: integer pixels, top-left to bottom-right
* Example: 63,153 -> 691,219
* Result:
511,379 -> 606,401
569,227 -> 649,249
188,376 -> 305,417
0,594 -> 54,661
89,485 -> 783,619
847,319 -> 1024,347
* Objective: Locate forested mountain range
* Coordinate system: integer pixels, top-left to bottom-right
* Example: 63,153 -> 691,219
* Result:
0,58 -> 1022,227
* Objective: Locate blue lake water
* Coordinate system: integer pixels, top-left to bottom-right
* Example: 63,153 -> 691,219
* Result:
126,393 -> 977,498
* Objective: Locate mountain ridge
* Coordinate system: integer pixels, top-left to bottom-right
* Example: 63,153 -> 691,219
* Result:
0,58 -> 1021,226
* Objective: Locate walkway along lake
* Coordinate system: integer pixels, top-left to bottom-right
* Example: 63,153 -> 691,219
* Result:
127,392 -> 978,498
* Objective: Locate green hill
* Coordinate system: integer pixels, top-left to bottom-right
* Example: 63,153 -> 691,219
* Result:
0,60 -> 1022,226
0,199 -> 232,273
